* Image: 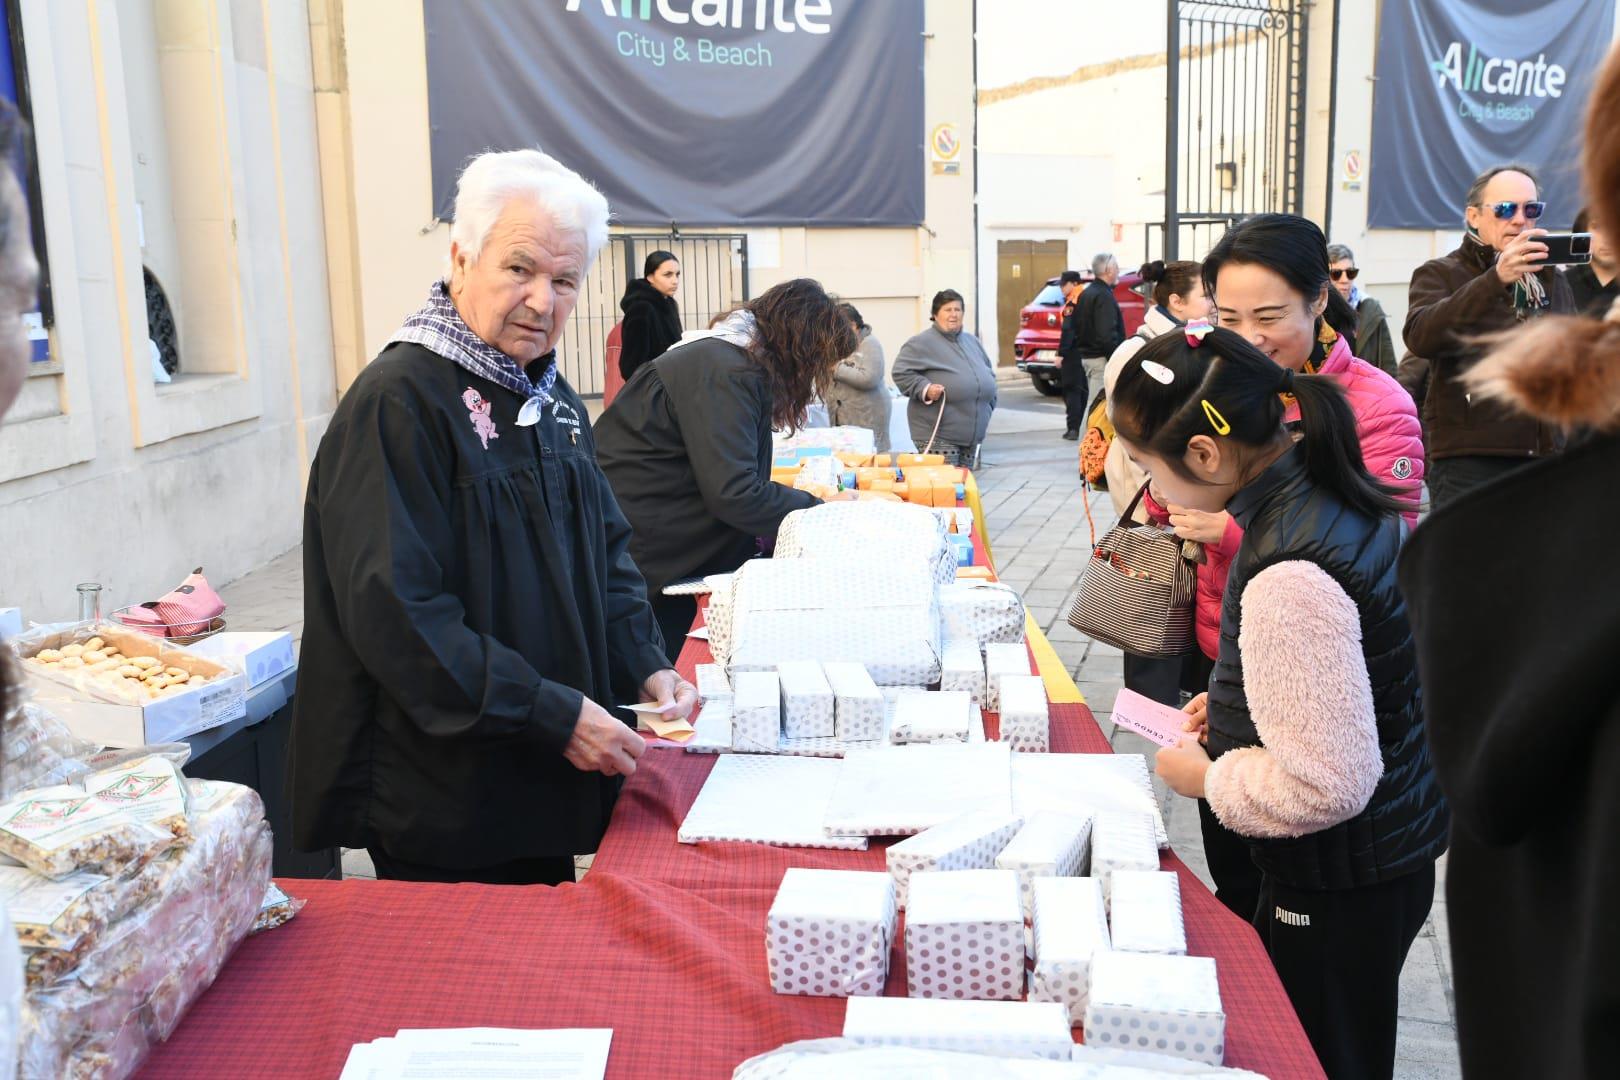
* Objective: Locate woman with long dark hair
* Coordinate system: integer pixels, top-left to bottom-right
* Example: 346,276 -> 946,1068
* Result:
595,279 -> 857,658
617,250 -> 683,382
826,302 -> 890,453
1115,325 -> 1446,1080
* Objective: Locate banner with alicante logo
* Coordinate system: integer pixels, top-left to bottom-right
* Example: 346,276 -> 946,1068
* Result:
423,0 -> 925,227
1369,0 -> 1616,230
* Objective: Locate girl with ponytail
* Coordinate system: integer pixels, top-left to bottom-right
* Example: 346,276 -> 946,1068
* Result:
1396,39 -> 1620,1080
1112,324 -> 1447,1080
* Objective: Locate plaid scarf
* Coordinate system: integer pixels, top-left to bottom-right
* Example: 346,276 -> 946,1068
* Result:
390,281 -> 558,426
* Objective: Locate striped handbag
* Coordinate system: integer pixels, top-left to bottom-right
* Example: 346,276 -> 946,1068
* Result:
1066,482 -> 1197,658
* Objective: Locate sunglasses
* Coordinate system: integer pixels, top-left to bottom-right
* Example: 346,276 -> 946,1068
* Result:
1481,200 -> 1546,221
1330,268 -> 1360,281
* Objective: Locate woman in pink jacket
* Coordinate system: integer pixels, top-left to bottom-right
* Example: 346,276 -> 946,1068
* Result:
1153,214 -> 1424,923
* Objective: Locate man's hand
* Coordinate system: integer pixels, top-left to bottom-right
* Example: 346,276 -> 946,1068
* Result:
1182,691 -> 1210,745
923,383 -> 946,404
564,697 -> 646,777
1496,228 -> 1549,285
1167,506 -> 1231,546
1155,736 -> 1212,798
640,669 -> 698,721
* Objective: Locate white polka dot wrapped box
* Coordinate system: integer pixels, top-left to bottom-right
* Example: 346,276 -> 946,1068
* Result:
886,809 -> 1023,908
1090,811 -> 1162,910
774,501 -> 957,586
842,997 -> 1074,1060
1030,876 -> 1111,1023
731,671 -> 782,754
1083,952 -> 1225,1066
1108,870 -> 1187,956
939,640 -> 986,705
904,868 -> 1025,1001
775,661 -> 834,740
822,662 -> 885,743
997,674 -> 1050,753
695,663 -> 731,707
889,690 -> 973,745
766,868 -> 896,998
937,582 -> 1026,648
982,642 -> 1033,713
995,811 -> 1094,922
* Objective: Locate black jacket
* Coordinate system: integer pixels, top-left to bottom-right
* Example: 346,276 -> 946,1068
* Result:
594,337 -> 819,592
1068,279 -> 1125,360
1565,262 -> 1619,318
1404,238 -> 1572,459
1206,445 -> 1448,890
1399,431 -> 1620,1080
291,343 -> 669,867
618,279 -> 683,382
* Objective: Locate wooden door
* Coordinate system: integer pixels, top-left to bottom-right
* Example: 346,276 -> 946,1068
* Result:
996,239 -> 1069,366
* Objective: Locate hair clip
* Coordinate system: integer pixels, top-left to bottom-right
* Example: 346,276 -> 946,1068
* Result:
1202,399 -> 1231,435
1140,360 -> 1175,385
1184,319 -> 1214,347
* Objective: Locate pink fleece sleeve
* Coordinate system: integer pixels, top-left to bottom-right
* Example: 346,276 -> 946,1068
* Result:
1203,561 -> 1384,839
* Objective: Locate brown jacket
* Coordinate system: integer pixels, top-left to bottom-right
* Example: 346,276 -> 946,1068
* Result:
1403,238 -> 1572,459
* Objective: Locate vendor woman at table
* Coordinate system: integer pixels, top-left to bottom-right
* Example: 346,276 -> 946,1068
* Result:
594,279 -> 858,660
291,150 -> 696,887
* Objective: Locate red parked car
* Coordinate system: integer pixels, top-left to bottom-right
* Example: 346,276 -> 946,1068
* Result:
1013,273 -> 1146,396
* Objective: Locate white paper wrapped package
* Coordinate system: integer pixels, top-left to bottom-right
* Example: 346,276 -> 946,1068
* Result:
776,661 -> 835,739
1030,876 -> 1111,1023
775,502 -> 956,585
998,674 -> 1049,753
938,640 -> 985,705
1091,812 -> 1162,908
766,869 -> 897,998
1108,871 -> 1186,955
728,558 -> 941,686
1011,754 -> 1170,848
983,642 -> 1033,712
695,664 -> 732,706
1084,952 -> 1225,1066
842,998 -> 1075,1061
822,743 -> 1013,838
823,663 -> 885,743
995,811 -> 1093,921
705,585 -> 735,664
938,582 -> 1026,647
905,868 -> 1025,1000
889,691 -> 973,745
732,672 -> 782,754
886,809 -> 1022,908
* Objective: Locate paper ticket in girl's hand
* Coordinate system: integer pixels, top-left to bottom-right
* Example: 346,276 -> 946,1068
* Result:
1111,688 -> 1191,748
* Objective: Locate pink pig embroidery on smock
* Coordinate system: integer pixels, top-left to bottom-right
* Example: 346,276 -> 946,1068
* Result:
463,387 -> 499,449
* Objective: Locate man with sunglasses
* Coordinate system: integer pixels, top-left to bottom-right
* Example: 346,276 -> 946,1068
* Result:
1404,163 -> 1574,509
1328,243 -> 1397,376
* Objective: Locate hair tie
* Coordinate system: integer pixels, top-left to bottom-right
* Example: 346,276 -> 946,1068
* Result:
1201,399 -> 1231,435
1278,368 -> 1296,393
1184,319 -> 1214,347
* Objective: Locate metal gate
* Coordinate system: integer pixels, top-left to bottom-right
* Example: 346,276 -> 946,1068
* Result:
558,232 -> 749,397
1163,0 -> 1309,260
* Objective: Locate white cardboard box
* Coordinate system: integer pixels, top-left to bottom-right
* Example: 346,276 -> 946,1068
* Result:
186,631 -> 295,689
1091,812 -> 1163,909
776,661 -> 835,739
695,663 -> 732,706
732,671 -> 782,754
1031,876 -> 1111,1023
995,811 -> 1093,922
983,642 -> 1032,713
998,674 -> 1049,753
766,868 -> 896,997
905,868 -> 1025,1000
889,690 -> 973,745
886,809 -> 1023,908
937,582 -> 1026,647
938,640 -> 986,705
1108,871 -> 1186,955
822,661 -> 885,743
1084,952 -> 1225,1066
842,997 -> 1074,1061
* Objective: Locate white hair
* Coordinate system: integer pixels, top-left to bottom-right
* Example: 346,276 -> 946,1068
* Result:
445,149 -> 611,279
1091,252 -> 1118,276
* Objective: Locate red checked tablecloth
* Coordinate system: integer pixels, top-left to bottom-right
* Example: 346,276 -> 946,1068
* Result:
139,528 -> 1326,1080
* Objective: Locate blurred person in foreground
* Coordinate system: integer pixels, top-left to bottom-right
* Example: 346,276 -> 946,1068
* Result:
1567,206 -> 1617,316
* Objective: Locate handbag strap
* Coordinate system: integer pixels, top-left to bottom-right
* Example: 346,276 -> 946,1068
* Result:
922,387 -> 947,455
1119,480 -> 1152,526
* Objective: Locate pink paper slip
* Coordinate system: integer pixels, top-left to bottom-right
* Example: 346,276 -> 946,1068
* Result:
1111,688 -> 1192,748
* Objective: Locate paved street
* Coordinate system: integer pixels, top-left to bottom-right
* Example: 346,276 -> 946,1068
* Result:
217,371 -> 1460,1078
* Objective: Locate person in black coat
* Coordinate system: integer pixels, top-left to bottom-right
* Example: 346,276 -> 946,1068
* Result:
617,250 -> 684,382
595,279 -> 858,660
1567,208 -> 1618,317
1061,255 -> 1125,439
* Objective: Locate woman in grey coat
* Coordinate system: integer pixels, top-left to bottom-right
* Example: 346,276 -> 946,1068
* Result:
891,290 -> 997,465
826,303 -> 890,452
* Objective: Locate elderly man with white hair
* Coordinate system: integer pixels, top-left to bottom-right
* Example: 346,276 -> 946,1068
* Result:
291,150 -> 695,886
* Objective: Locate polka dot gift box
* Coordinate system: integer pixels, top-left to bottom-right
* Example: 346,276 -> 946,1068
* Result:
995,810 -> 1094,922
766,868 -> 897,998
1030,875 -> 1111,1023
776,661 -> 835,740
1084,951 -> 1226,1066
822,662 -> 885,743
938,640 -> 985,705
886,809 -> 1023,908
904,868 -> 1025,1000
841,997 -> 1074,1061
1108,870 -> 1187,956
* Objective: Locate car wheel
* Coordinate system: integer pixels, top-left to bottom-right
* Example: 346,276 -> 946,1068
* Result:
1031,373 -> 1062,397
